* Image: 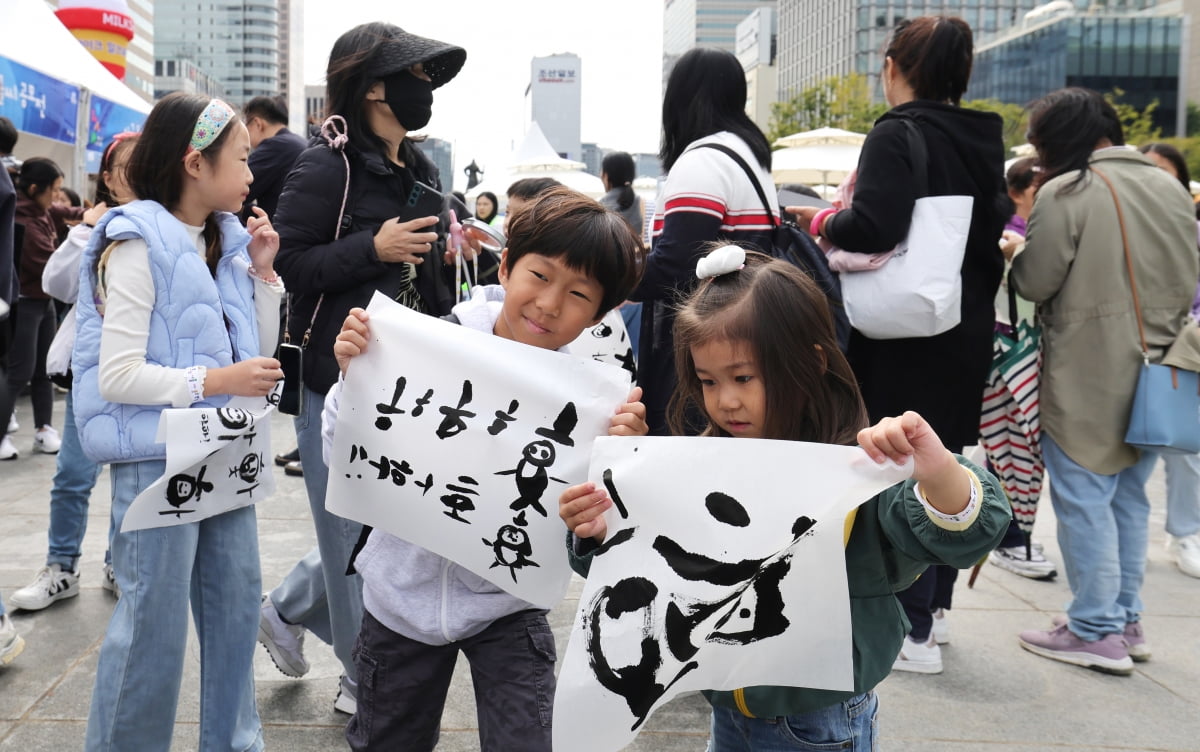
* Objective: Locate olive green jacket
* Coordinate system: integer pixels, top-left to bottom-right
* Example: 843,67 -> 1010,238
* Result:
1011,148 -> 1198,474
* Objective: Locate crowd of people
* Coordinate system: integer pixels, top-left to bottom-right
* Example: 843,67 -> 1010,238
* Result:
0,12 -> 1198,752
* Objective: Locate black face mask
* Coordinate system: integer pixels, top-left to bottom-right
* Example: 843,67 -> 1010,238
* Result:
382,70 -> 434,131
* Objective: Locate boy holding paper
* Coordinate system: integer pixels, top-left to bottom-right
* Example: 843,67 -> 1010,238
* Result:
324,187 -> 646,752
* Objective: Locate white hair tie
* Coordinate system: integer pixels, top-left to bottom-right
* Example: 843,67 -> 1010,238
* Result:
695,245 -> 746,280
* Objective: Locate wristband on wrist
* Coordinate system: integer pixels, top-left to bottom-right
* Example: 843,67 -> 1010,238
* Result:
185,365 -> 207,404
249,266 -> 279,284
914,465 -> 980,523
810,208 -> 837,237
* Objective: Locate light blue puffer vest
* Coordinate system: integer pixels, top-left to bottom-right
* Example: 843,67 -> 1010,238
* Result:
71,200 -> 260,464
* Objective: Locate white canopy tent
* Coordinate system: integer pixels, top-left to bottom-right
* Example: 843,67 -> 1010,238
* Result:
773,127 -> 866,149
771,143 -> 862,187
3,0 -> 151,189
465,122 -> 604,213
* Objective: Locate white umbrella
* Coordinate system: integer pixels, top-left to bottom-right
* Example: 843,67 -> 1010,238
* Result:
771,143 -> 862,186
773,127 -> 866,149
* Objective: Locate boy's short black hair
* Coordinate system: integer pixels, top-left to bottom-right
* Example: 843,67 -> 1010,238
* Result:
504,186 -> 644,317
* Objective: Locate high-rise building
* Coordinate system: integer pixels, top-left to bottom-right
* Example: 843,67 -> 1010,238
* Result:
582,142 -> 606,177
416,137 -> 455,188
153,57 -> 226,100
972,2 -> 1186,135
527,54 -> 582,162
663,0 -> 778,86
775,0 -> 1048,100
736,7 -> 777,132
278,0 -> 305,135
306,84 -> 326,127
155,0 -> 280,102
123,0 -> 154,103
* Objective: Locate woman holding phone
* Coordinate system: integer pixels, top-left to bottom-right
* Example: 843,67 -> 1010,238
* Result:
261,22 -> 467,714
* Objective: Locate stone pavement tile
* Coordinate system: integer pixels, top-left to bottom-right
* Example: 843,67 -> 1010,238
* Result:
877,608 -> 1200,752
0,720 -> 89,751
1131,614 -> 1200,700
261,723 -> 349,749
0,719 -> 216,751
0,593 -> 108,720
23,650 -> 99,721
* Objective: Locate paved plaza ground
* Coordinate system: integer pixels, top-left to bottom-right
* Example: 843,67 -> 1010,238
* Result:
1,397 -> 1197,751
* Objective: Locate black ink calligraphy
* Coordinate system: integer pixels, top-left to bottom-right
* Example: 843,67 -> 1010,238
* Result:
482,524 -> 540,582
162,466 -> 213,517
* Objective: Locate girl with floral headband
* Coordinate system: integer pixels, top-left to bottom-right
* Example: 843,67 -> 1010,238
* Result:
72,92 -> 284,752
561,247 -> 1010,751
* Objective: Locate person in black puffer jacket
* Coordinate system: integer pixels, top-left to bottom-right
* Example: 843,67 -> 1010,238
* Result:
259,21 -> 467,714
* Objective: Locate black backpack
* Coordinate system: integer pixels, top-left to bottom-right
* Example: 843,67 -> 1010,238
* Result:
697,143 -> 851,353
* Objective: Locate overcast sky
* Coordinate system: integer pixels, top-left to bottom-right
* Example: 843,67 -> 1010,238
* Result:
302,1 -> 665,190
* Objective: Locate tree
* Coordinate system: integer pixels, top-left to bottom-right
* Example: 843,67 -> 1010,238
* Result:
768,74 -> 887,143
1104,88 -> 1161,146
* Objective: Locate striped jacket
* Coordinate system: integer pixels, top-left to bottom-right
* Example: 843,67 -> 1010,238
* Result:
634,131 -> 778,434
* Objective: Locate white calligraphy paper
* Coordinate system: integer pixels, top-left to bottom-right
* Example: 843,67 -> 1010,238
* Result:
553,436 -> 911,752
326,292 -> 632,608
122,386 -> 280,532
569,309 -> 636,378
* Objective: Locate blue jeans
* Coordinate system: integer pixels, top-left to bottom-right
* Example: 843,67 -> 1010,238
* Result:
86,459 -> 263,752
620,301 -> 642,357
47,391 -> 107,571
707,692 -> 878,752
1162,452 -> 1200,538
269,385 -> 364,677
1042,434 -> 1157,641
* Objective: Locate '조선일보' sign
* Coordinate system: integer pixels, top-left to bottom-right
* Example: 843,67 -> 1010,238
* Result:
122,385 -> 280,532
553,435 -> 911,752
326,292 -> 632,608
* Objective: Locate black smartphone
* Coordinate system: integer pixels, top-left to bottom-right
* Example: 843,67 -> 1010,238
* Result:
398,181 -> 445,223
277,343 -> 303,416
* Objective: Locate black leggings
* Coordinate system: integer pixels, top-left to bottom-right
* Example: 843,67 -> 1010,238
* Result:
0,297 -> 57,431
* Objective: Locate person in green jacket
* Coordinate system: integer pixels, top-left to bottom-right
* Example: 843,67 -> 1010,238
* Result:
559,248 -> 1010,751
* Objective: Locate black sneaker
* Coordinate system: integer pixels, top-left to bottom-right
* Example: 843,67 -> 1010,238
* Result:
284,460 -> 304,477
274,447 -> 300,466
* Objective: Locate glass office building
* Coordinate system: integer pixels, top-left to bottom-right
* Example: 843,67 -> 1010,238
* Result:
777,0 -> 1044,99
972,12 -> 1184,135
155,0 -> 280,101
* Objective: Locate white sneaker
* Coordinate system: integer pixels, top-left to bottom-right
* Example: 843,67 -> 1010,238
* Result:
0,435 -> 16,460
257,595 -> 309,677
101,563 -> 121,599
1167,533 -> 1200,579
0,614 -> 25,666
334,674 -> 357,715
892,634 -> 943,674
931,608 -> 950,645
5,411 -> 16,434
9,564 -> 81,611
989,543 -> 1057,580
33,425 -> 62,454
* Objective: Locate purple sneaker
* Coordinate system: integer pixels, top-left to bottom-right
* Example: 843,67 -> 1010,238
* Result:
1051,614 -> 1150,663
1123,622 -> 1150,662
1018,624 -> 1133,675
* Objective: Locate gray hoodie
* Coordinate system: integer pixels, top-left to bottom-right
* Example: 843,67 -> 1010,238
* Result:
321,286 -> 555,644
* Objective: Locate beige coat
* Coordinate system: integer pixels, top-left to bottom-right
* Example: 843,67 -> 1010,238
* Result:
1012,148 -> 1198,474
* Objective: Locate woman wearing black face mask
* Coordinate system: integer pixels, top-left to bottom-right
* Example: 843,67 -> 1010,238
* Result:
264,22 -> 466,714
